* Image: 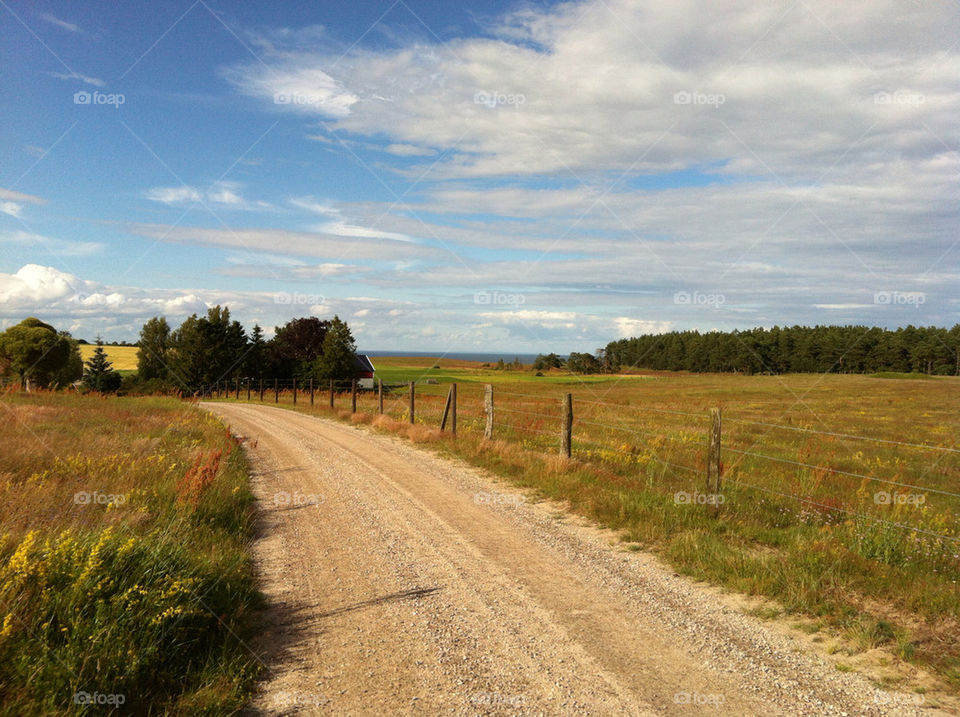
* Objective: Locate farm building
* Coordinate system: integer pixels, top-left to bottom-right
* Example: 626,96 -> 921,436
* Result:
355,354 -> 376,389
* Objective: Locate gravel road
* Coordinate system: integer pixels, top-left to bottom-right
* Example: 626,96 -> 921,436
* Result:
203,402 -> 942,716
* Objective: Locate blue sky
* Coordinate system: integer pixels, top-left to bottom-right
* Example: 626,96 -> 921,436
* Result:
1,0 -> 958,352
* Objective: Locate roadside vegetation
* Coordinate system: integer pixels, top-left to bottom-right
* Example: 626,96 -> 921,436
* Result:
0,391 -> 261,714
221,356 -> 960,693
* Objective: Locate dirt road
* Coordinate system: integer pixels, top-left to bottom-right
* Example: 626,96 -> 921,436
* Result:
204,403 -> 934,716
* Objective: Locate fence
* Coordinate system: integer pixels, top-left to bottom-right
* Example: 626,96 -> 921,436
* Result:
201,377 -> 960,564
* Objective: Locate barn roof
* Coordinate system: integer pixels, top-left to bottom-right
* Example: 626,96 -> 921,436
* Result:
354,354 -> 375,373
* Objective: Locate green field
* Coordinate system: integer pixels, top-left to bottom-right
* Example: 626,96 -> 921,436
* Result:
78,344 -> 139,372
220,355 -> 960,694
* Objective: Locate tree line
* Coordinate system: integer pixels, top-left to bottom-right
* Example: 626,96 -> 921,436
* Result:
0,307 -> 362,393
136,306 -> 361,392
604,325 -> 960,375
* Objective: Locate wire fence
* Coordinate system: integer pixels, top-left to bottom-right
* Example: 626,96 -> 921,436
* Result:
201,377 -> 960,564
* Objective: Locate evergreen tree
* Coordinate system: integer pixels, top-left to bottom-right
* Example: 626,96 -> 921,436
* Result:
83,337 -> 122,392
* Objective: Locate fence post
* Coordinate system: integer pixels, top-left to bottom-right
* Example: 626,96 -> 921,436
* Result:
274,378 -> 279,404
484,384 -> 494,439
293,378 -> 297,405
440,384 -> 453,430
561,393 -> 572,458
351,379 -> 357,413
409,381 -> 415,424
259,378 -> 264,401
707,407 -> 722,496
246,379 -> 251,401
329,379 -> 334,408
309,378 -> 314,406
235,378 -> 240,400
451,382 -> 457,436
378,379 -> 384,414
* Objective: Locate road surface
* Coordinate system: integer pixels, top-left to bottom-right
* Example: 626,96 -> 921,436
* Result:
204,402 -> 935,716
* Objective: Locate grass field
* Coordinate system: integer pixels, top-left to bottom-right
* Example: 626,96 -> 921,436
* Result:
0,391 -> 260,714
77,344 -> 139,372
220,356 -> 960,693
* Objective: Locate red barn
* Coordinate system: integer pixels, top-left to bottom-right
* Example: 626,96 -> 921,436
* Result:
354,354 -> 375,389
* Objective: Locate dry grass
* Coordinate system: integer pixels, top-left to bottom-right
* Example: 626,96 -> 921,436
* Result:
0,390 -> 260,714
77,344 -> 139,371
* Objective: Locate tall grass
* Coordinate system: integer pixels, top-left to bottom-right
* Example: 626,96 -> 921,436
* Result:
0,391 -> 260,714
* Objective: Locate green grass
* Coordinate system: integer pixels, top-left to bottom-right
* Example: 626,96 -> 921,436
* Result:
0,392 -> 261,714
868,371 -> 940,380
221,356 -> 960,691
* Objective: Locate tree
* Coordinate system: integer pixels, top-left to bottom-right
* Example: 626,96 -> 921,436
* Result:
566,352 -> 602,374
0,317 -> 76,389
268,317 -> 329,378
532,353 -> 563,371
244,324 -> 267,379
313,316 -> 358,381
52,331 -> 84,388
82,337 -> 122,392
137,317 -> 170,382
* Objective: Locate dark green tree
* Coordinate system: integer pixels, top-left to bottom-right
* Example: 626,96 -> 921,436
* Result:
0,317 -> 76,389
313,316 -> 358,381
82,337 -> 122,392
137,316 -> 171,381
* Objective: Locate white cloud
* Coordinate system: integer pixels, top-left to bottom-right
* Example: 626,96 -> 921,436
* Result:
38,12 -> 82,33
383,144 -> 437,157
0,231 -> 102,257
51,71 -> 105,87
143,182 -> 271,210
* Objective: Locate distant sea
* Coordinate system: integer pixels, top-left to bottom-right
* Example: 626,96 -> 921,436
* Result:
361,350 -> 560,364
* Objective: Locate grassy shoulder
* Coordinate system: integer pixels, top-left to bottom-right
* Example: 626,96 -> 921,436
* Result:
0,392 -> 261,715
222,360 -> 960,700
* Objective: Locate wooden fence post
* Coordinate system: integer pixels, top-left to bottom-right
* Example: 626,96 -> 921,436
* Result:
440,384 -> 453,430
378,379 -> 384,414
329,379 -> 334,408
274,378 -> 279,404
246,379 -> 251,401
409,381 -> 415,424
451,382 -> 457,436
293,378 -> 297,405
561,393 -> 573,458
707,407 -> 722,495
309,378 -> 314,406
259,378 -> 264,401
484,384 -> 494,439
351,379 -> 357,413
235,377 -> 240,400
